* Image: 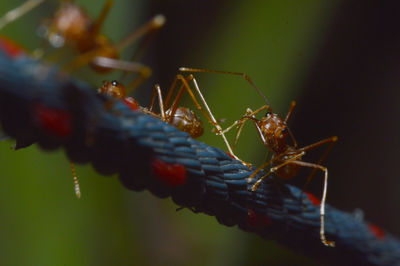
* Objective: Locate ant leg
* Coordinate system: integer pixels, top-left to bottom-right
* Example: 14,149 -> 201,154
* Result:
216,113 -> 253,155
178,75 -> 233,151
284,101 -> 296,123
0,0 -> 45,30
163,74 -> 182,108
63,47 -> 107,71
240,105 -> 272,144
219,120 -> 241,135
284,101 -> 298,148
91,0 -> 113,36
248,159 -> 275,184
118,14 -> 166,81
301,136 -> 338,194
163,76 -> 186,124
148,85 -> 158,113
166,74 -> 242,162
221,105 -> 271,145
189,76 -> 243,161
224,103 -> 289,149
114,14 -> 165,52
298,136 -> 338,153
235,105 -> 275,150
232,111 -> 251,150
150,84 -> 166,120
65,53 -> 151,92
179,67 -> 272,108
65,14 -> 164,81
90,56 -> 152,92
99,13 -> 164,79
124,66 -> 152,92
217,105 -> 270,163
251,151 -> 305,190
232,106 -> 268,150
70,162 -> 81,199
284,160 -> 335,247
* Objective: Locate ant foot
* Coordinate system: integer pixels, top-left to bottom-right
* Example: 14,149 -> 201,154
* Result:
322,239 -> 335,247
251,180 -> 262,191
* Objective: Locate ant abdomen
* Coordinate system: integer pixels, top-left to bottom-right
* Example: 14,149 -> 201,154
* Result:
166,107 -> 203,138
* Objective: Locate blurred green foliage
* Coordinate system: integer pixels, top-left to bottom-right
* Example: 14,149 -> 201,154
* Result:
0,1 -> 338,265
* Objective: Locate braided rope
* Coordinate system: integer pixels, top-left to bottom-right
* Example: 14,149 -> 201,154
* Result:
0,50 -> 399,265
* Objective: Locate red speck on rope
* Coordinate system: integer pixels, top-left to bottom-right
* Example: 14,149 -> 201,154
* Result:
0,35 -> 25,58
152,158 -> 187,187
34,104 -> 73,137
304,191 -> 320,206
369,223 -> 385,240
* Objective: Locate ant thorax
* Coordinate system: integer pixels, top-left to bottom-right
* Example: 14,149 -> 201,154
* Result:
259,112 -> 290,155
272,146 -> 302,179
165,107 -> 203,138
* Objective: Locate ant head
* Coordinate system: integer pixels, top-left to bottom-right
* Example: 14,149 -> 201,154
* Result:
43,1 -> 91,48
98,80 -> 126,98
276,124 -> 289,142
89,42 -> 119,72
260,112 -> 289,153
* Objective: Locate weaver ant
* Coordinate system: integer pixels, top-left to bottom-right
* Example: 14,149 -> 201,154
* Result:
98,74 -> 238,161
41,0 -> 164,86
180,67 -> 338,247
1,0 -> 165,88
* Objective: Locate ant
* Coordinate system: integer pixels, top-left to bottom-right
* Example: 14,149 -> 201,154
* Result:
40,0 -> 165,84
1,0 -> 165,88
98,74 -> 239,161
180,67 -> 338,247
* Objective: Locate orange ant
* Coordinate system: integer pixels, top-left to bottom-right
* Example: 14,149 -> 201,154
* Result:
0,0 -> 165,87
180,67 -> 338,247
98,74 -> 239,161
40,0 -> 165,87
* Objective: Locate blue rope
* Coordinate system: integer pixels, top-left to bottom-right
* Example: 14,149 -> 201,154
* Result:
0,50 -> 399,265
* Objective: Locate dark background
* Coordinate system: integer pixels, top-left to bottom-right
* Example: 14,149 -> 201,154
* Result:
0,0 -> 399,265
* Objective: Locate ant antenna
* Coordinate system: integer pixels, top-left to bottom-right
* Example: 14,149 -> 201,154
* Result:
115,14 -> 166,52
70,162 -> 81,199
179,67 -> 272,110
0,0 -> 45,30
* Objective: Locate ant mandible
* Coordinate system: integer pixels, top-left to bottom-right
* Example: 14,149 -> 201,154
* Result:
180,67 -> 338,247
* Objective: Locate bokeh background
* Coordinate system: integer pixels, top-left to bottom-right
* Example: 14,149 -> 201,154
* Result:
0,0 -> 399,265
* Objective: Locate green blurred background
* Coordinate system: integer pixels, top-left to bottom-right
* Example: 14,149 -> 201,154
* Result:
1,0 -> 400,265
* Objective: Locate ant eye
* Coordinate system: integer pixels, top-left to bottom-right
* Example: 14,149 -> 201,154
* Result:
265,111 -> 272,116
281,127 -> 288,134
111,80 -> 118,86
